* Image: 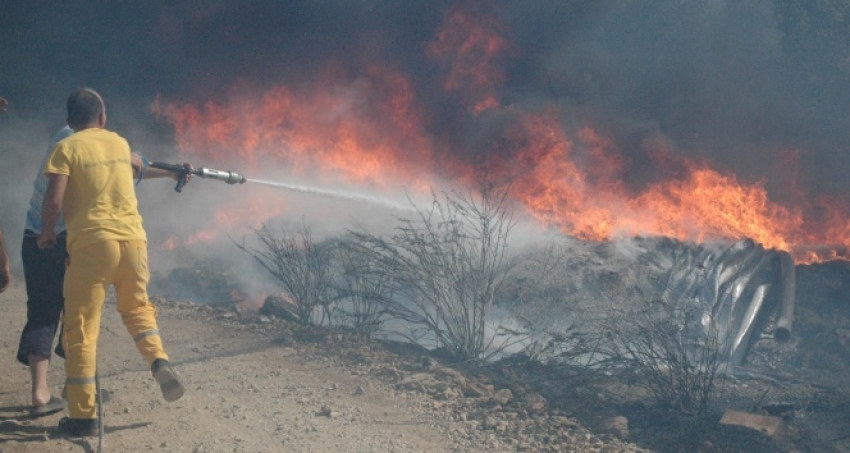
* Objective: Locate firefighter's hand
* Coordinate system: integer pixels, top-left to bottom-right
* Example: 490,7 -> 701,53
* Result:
168,162 -> 194,186
181,162 -> 194,185
0,97 -> 8,113
37,231 -> 57,249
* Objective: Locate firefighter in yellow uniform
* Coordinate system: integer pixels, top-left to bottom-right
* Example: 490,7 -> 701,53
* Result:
38,87 -> 184,437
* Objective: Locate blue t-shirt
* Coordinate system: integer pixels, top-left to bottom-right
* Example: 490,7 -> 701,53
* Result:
25,127 -> 74,234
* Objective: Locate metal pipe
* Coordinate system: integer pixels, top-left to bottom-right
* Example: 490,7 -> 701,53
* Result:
728,283 -> 768,367
773,250 -> 796,342
715,249 -> 774,365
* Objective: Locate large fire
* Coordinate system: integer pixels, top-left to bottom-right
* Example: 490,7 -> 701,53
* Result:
425,1 -> 512,114
152,2 -> 850,264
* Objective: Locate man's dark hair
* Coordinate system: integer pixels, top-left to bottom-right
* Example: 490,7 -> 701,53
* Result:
66,88 -> 104,128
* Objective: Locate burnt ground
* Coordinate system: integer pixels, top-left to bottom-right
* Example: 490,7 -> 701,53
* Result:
1,239 -> 849,452
147,239 -> 850,453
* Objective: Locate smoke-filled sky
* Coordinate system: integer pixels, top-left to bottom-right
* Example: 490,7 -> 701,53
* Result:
2,0 -> 850,270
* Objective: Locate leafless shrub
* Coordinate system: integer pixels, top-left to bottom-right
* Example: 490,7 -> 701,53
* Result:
331,242 -> 395,337
234,220 -> 337,325
497,240 -> 594,366
600,298 -> 724,415
591,245 -> 726,415
344,187 -> 516,362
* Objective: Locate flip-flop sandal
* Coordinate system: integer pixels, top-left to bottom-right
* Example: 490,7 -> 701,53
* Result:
31,395 -> 67,416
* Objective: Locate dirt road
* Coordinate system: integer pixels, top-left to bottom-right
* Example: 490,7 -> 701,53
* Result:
0,284 -> 493,453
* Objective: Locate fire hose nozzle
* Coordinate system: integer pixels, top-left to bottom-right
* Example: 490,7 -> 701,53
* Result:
196,168 -> 247,185
148,161 -> 247,192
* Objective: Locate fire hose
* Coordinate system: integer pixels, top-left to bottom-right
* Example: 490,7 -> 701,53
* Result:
149,161 -> 247,192
149,160 -> 415,210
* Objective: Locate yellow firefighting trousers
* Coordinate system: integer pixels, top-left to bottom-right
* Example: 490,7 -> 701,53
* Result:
62,239 -> 168,419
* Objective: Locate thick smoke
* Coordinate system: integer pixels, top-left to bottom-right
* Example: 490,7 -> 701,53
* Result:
1,0 -> 849,274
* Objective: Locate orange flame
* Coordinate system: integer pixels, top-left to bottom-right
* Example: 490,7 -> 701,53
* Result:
495,111 -> 850,262
155,64 -> 436,189
152,63 -> 445,248
426,0 -> 511,114
151,7 -> 850,265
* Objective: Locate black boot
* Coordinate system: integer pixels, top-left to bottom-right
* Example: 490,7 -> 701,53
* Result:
151,358 -> 185,402
58,417 -> 98,437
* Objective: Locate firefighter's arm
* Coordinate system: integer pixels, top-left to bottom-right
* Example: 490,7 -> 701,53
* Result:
132,153 -> 194,185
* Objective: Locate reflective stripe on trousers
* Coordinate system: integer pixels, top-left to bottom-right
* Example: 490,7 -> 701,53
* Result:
63,239 -> 168,419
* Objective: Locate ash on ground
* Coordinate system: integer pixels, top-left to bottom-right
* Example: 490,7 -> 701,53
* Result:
150,236 -> 850,453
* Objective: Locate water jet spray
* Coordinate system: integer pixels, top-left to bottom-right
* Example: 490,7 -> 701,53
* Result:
150,162 -> 414,211
246,177 -> 415,211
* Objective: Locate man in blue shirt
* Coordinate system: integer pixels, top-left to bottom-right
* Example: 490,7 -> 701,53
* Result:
18,125 -> 192,415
